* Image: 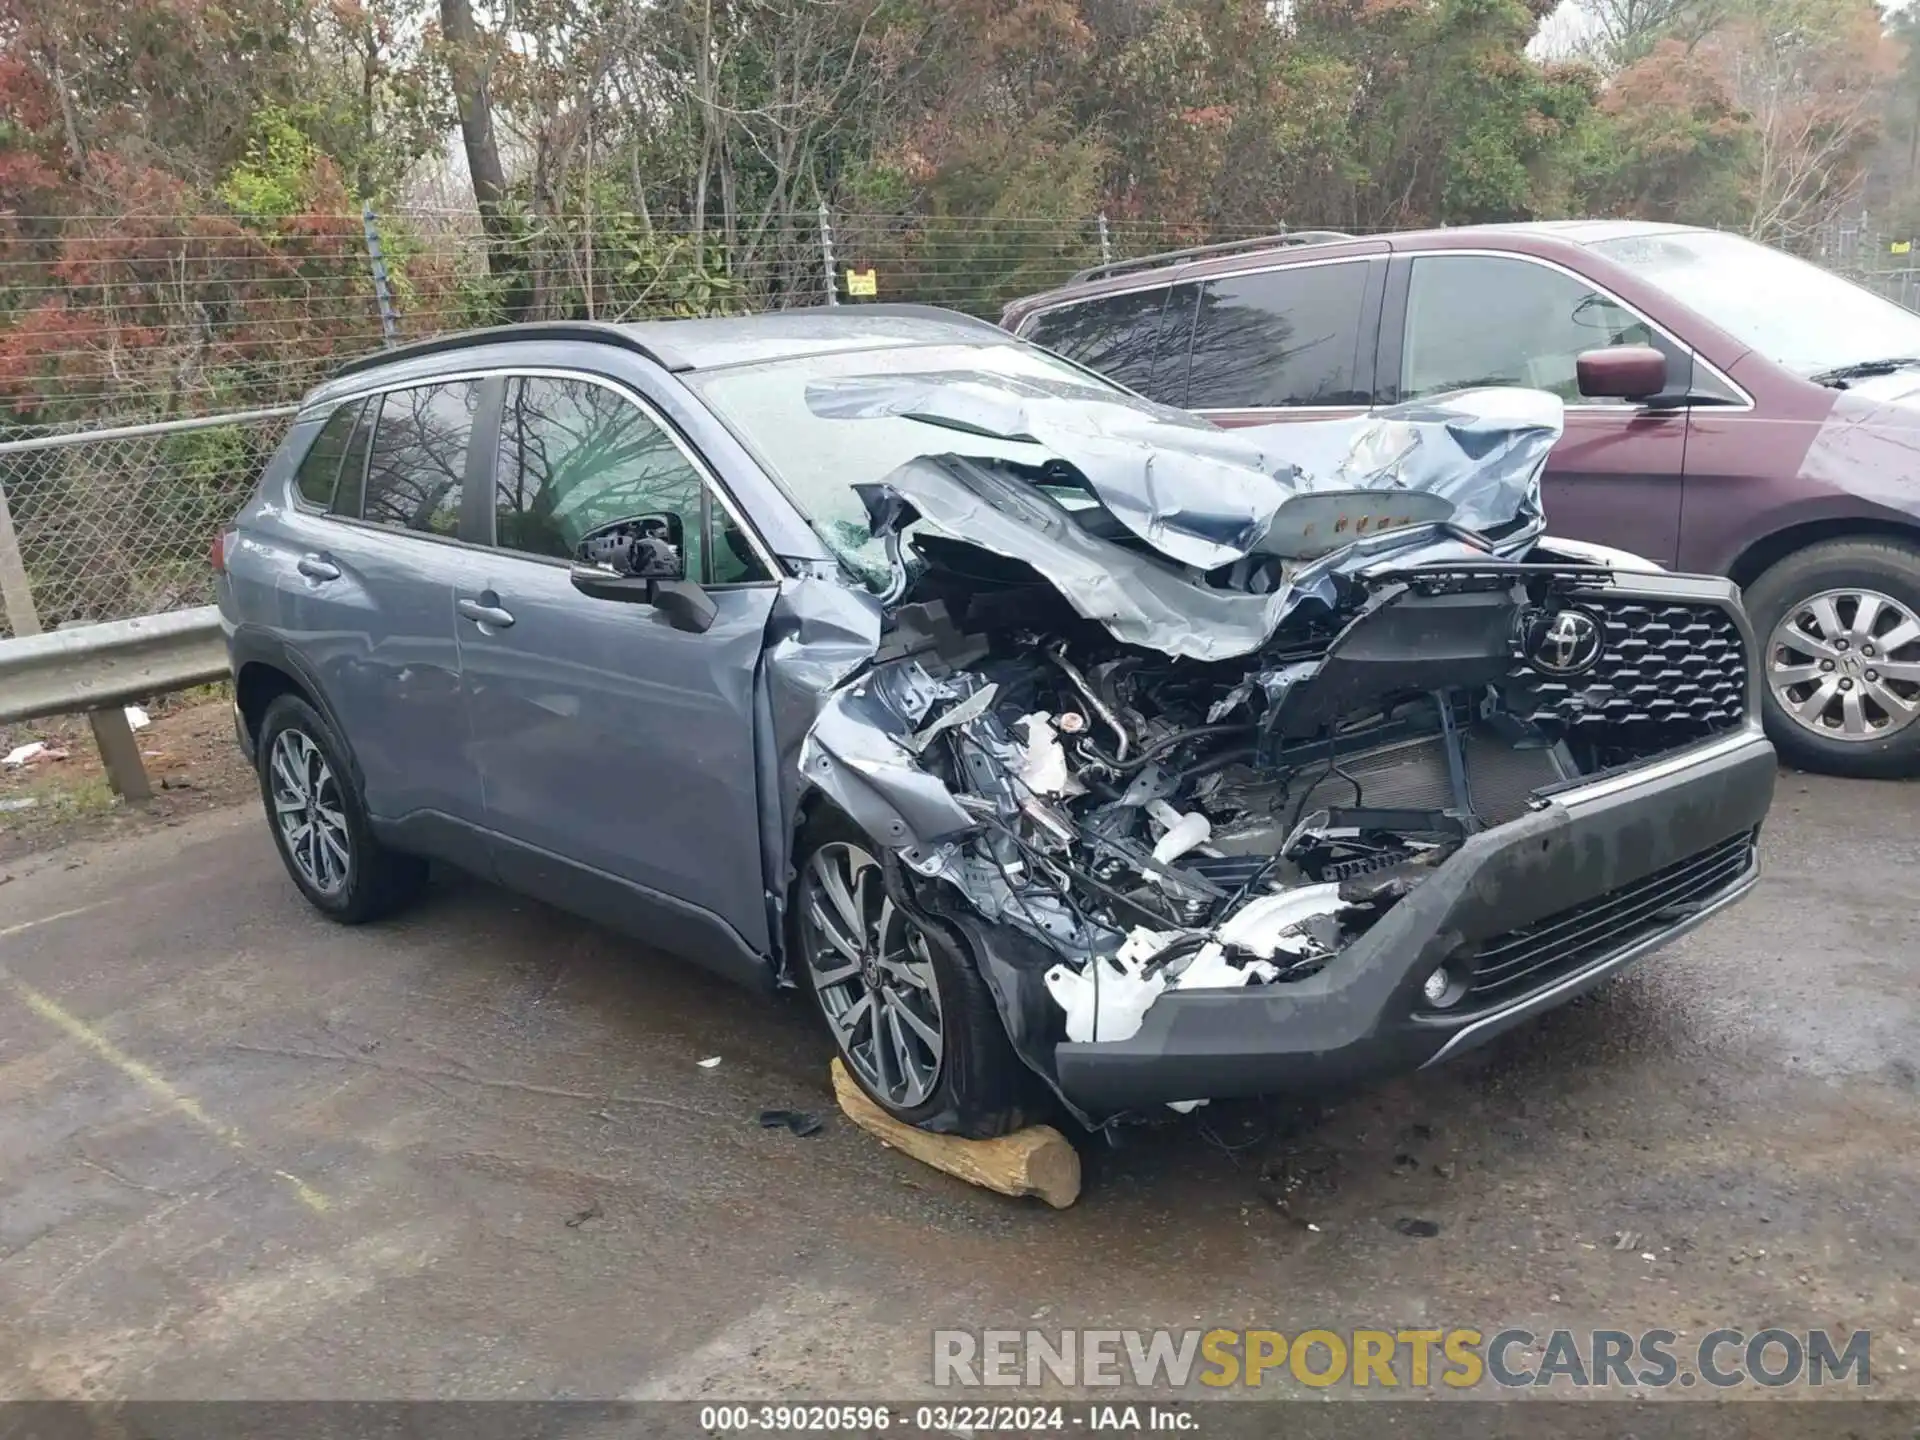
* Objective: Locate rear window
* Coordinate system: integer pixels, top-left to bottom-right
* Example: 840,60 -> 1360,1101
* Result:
1022,287 -> 1180,399
293,402 -> 361,508
1186,262 -> 1371,409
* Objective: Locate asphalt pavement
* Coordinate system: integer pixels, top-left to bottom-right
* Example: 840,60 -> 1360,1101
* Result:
0,772 -> 1916,1403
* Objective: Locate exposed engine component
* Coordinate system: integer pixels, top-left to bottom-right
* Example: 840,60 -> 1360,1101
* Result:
803,552 -> 1751,1117
786,381 -> 1757,1126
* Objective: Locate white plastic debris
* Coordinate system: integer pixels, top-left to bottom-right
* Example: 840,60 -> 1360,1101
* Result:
3,742 -> 48,768
124,705 -> 151,730
1166,1098 -> 1209,1114
1169,943 -> 1278,991
1043,927 -> 1174,1044
697,1056 -> 722,1069
1048,885 -> 1350,1039
1214,883 -> 1349,958
0,796 -> 39,813
1015,712 -> 1083,797
1150,809 -> 1212,867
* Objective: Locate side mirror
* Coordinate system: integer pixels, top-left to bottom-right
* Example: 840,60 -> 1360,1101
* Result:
575,512 -> 687,582
1576,345 -> 1670,403
567,512 -> 718,634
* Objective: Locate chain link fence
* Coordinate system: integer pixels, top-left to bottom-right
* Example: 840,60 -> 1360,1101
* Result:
0,410 -> 291,639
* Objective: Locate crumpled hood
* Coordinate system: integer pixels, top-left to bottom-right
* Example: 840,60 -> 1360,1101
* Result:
808,374 -> 1562,575
810,377 -> 1564,660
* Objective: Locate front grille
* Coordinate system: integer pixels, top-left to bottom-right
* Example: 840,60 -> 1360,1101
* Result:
1510,599 -> 1747,741
1445,830 -> 1757,1008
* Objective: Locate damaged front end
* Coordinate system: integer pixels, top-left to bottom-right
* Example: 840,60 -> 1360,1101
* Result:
793,384 -> 1774,1125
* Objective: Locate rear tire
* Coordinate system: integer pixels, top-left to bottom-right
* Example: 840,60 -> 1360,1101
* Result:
1744,537 -> 1920,778
789,809 -> 1025,1138
256,693 -> 427,923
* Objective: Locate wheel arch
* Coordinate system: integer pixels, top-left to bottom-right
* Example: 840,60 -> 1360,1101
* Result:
1726,516 -> 1920,593
228,627 -> 366,793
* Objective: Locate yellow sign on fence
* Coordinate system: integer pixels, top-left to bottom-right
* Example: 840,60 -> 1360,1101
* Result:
846,268 -> 878,297
1892,240 -> 1912,255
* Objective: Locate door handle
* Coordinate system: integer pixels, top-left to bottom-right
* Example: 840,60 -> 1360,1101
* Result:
457,597 -> 515,629
296,554 -> 340,581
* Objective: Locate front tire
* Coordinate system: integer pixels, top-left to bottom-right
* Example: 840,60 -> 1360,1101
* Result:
256,693 -> 427,923
1745,537 -> 1920,777
790,810 -> 1024,1138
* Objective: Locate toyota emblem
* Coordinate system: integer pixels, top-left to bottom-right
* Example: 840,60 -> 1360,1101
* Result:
1527,609 -> 1604,676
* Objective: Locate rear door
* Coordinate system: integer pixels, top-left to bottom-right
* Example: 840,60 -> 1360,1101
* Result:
1381,251 -> 1690,565
1183,258 -> 1383,427
453,371 -> 782,964
273,378 -> 489,832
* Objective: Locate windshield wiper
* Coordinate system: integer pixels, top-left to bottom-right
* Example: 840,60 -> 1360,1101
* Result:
1809,356 -> 1920,388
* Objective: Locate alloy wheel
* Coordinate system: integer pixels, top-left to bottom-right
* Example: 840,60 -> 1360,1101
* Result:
269,728 -> 352,895
799,841 -> 945,1110
1766,587 -> 1920,742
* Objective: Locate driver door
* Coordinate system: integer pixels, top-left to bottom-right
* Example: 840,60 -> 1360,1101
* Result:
452,372 -> 781,968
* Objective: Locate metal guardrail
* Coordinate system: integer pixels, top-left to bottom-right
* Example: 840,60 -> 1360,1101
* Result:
0,607 -> 226,725
0,607 -> 228,800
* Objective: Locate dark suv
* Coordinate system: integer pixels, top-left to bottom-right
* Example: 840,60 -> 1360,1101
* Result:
1003,221 -> 1920,777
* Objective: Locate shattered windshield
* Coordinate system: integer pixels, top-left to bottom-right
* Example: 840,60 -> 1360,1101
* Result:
685,342 -> 1193,586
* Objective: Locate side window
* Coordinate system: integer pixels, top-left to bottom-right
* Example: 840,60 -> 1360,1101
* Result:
293,402 -> 361,508
493,376 -> 769,585
1186,262 -> 1371,409
360,381 -> 479,536
1400,255 -> 1655,404
330,398 -> 378,518
1022,287 -> 1175,400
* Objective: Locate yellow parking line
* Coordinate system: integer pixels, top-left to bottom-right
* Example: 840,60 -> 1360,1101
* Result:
0,964 -> 329,1214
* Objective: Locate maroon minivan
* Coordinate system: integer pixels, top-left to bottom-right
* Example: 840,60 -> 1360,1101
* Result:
1001,221 -> 1920,777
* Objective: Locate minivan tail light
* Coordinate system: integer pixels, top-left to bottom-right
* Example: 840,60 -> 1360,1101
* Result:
211,529 -> 232,574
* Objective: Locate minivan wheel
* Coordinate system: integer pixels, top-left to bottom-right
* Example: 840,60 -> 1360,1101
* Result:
1745,537 -> 1920,777
256,693 -> 427,922
790,810 -> 1025,1138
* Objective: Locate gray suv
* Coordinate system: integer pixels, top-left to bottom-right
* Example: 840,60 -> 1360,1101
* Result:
216,307 -> 1775,1138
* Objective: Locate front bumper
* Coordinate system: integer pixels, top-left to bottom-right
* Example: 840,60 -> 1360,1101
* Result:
1052,727 -> 1775,1116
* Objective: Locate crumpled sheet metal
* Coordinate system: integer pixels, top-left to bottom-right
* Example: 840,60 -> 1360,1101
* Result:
796,662 -> 980,854
883,454 -> 1304,661
806,374 -> 1563,572
757,577 -> 885,932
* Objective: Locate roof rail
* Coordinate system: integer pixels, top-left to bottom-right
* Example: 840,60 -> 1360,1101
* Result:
1066,229 -> 1356,286
328,321 -> 688,380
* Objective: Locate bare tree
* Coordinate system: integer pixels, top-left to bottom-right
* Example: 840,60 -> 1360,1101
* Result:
1710,0 -> 1894,243
439,0 -> 513,270
1580,0 -> 1727,69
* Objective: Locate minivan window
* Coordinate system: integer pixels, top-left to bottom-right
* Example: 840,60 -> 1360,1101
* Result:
1186,262 -> 1370,409
1592,228 -> 1920,379
493,376 -> 768,585
1022,287 -> 1175,398
293,402 -> 361,508
1400,254 -> 1652,402
358,382 -> 480,536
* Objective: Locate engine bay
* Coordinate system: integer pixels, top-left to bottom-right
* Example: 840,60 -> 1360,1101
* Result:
811,545 -> 1747,1070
